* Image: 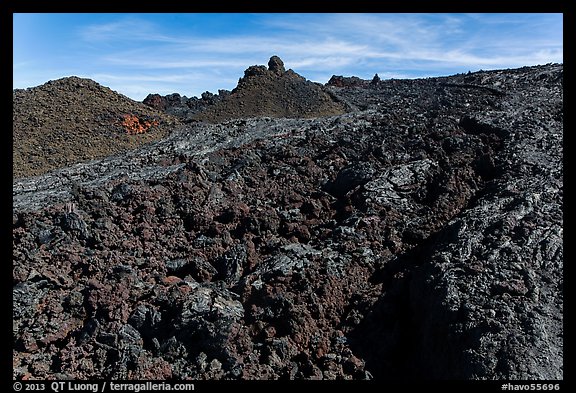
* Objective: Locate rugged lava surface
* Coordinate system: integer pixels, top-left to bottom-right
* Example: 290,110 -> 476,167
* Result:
13,63 -> 562,380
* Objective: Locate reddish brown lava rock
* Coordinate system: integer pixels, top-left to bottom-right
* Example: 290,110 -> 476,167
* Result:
120,114 -> 159,135
142,93 -> 167,111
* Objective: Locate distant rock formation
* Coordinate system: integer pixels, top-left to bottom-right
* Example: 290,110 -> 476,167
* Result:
142,93 -> 166,111
142,90 -> 230,123
145,56 -> 347,123
327,75 -> 368,88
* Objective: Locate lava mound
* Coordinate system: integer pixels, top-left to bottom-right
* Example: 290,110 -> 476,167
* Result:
13,76 -> 180,179
196,56 -> 347,122
145,56 -> 348,123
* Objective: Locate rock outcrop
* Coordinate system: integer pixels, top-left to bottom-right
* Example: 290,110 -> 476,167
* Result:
142,90 -> 231,123
268,55 -> 285,75
145,56 -> 347,123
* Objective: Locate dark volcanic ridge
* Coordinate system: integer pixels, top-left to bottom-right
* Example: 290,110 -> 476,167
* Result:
143,55 -> 347,123
13,63 -> 563,380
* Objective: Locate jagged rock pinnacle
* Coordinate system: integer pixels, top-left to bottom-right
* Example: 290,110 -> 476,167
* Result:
268,55 -> 285,75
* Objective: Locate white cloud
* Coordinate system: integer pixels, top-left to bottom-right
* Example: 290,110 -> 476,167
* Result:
80,17 -> 175,43
101,55 -> 253,70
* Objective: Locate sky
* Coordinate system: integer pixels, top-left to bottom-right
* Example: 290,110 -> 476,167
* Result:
13,13 -> 563,101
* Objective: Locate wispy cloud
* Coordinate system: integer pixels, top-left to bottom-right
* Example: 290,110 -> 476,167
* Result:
101,55 -> 253,70
79,17 -> 175,43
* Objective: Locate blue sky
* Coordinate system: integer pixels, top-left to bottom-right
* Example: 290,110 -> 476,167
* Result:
13,13 -> 563,101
